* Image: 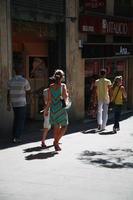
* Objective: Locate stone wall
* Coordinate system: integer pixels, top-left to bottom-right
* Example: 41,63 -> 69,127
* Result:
0,0 -> 13,139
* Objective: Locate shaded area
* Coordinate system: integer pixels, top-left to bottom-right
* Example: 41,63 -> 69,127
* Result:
23,144 -> 54,153
99,131 -> 117,135
25,151 -> 58,160
82,129 -> 97,134
78,148 -> 133,169
0,111 -> 132,149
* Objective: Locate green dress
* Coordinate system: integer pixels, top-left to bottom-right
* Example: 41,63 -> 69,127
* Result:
50,86 -> 68,126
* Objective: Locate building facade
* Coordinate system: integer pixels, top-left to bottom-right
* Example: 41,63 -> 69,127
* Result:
0,0 -> 133,139
78,0 -> 133,116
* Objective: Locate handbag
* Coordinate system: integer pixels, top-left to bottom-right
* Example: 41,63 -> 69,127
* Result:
60,84 -> 72,109
60,98 -> 67,108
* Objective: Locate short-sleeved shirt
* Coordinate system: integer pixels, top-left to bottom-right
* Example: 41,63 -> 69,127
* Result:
95,78 -> 111,102
8,75 -> 31,107
43,88 -> 48,100
112,86 -> 123,105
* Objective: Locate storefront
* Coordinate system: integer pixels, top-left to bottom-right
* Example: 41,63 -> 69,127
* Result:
80,14 -> 133,116
11,0 -> 66,120
12,21 -> 57,119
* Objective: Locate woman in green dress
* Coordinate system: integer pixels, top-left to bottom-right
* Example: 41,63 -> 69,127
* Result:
45,69 -> 69,151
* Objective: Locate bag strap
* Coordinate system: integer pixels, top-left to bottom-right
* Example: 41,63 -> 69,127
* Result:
61,83 -> 65,98
113,85 -> 121,102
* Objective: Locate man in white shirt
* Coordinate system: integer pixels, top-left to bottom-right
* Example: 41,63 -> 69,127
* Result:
7,67 -> 31,143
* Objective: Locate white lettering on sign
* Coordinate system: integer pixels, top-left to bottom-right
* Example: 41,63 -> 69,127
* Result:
82,25 -> 94,32
102,19 -> 128,35
115,46 -> 130,56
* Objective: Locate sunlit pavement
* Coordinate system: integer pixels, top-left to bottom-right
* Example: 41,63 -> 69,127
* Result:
0,112 -> 133,200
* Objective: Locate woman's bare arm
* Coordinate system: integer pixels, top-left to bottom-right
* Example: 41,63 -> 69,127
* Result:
121,86 -> 127,99
45,88 -> 51,116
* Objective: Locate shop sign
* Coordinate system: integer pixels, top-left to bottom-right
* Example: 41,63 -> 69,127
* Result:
82,44 -> 133,58
84,0 -> 105,12
102,19 -> 129,35
79,16 -> 101,34
115,46 -> 130,56
80,15 -> 132,36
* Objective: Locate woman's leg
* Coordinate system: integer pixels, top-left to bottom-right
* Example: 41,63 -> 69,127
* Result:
41,128 -> 48,147
41,113 -> 51,147
57,126 -> 67,142
53,125 -> 61,151
97,100 -> 103,129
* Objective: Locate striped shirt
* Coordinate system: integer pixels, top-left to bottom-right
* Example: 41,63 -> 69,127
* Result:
8,75 -> 31,107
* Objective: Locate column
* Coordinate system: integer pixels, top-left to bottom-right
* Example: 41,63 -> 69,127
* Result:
0,0 -> 13,139
66,0 -> 85,120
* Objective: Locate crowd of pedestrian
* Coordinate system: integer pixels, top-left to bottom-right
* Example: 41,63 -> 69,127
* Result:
7,66 -> 127,150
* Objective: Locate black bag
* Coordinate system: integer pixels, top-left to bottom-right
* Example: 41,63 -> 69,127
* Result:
109,101 -> 115,111
60,98 -> 67,108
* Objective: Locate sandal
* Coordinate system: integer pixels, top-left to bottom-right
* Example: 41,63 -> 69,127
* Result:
53,141 -> 61,151
41,142 -> 47,148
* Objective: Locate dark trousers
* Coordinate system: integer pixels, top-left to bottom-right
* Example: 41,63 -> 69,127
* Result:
114,105 -> 122,129
13,106 -> 27,139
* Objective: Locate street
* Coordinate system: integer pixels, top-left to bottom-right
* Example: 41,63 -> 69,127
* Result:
0,113 -> 133,200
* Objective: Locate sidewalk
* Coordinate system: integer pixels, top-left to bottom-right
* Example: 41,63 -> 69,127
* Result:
0,110 -> 133,200
0,109 -> 132,149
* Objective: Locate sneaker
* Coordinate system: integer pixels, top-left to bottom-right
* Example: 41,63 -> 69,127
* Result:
17,138 -> 22,143
113,127 -> 117,133
98,124 -> 102,130
12,138 -> 17,143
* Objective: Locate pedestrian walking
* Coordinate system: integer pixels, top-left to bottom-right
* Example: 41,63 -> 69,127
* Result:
95,69 -> 112,131
45,69 -> 69,151
41,87 -> 51,148
7,67 -> 32,143
111,76 -> 127,133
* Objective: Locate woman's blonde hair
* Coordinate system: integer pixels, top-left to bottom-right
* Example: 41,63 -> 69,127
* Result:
112,76 -> 122,89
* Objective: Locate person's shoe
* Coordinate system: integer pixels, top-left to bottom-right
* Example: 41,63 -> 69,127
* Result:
17,138 -> 22,143
41,142 -> 47,149
12,138 -> 17,143
113,127 -> 117,133
53,141 -> 61,151
116,128 -> 120,131
98,124 -> 102,131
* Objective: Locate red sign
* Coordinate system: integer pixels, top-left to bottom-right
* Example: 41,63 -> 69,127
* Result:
102,18 -> 131,35
79,16 -> 102,34
80,15 -> 132,36
84,0 -> 105,12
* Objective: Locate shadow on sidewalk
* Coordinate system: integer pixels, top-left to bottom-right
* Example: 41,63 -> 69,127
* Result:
23,144 -> 54,153
0,111 -> 132,150
25,151 -> 58,160
78,148 -> 133,169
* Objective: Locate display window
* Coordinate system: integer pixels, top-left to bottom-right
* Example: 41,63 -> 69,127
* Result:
104,59 -> 127,87
85,60 -> 99,117
85,60 -> 99,77
85,58 -> 128,117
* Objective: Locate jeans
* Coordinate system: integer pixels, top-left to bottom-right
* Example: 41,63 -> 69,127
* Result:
114,105 -> 122,129
13,106 -> 27,139
97,100 -> 109,129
